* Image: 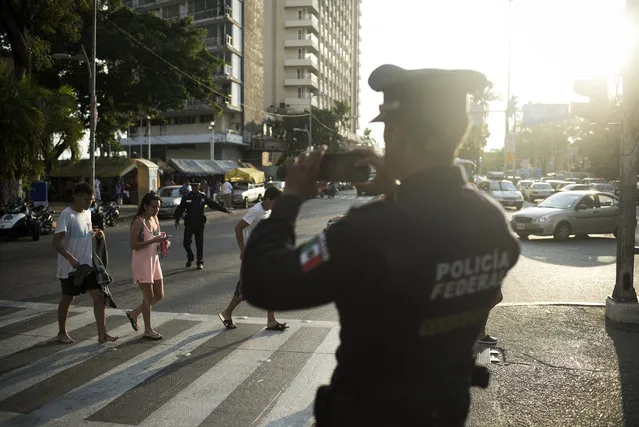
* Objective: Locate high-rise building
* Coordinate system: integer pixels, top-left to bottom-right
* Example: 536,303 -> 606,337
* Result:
121,0 -> 264,162
264,0 -> 361,138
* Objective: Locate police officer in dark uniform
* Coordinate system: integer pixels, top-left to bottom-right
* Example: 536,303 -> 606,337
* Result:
174,179 -> 231,270
241,65 -> 521,426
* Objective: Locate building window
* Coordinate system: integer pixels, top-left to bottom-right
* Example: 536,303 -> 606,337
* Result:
297,68 -> 305,79
298,87 -> 307,98
298,48 -> 304,59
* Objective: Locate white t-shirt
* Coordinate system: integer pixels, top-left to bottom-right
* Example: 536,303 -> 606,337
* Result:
221,182 -> 233,195
55,207 -> 93,279
241,202 -> 269,245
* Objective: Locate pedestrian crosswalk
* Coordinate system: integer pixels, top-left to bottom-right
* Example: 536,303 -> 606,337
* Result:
0,300 -> 340,426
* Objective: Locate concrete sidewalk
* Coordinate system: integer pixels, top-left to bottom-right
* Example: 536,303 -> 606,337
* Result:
469,304 -> 639,426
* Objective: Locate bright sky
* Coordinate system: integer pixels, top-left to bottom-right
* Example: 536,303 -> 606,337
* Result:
358,0 -> 630,151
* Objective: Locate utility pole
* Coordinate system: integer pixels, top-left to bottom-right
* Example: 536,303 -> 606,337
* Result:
147,116 -> 151,160
503,0 -> 513,174
89,0 -> 97,187
308,93 -> 313,149
606,0 -> 639,323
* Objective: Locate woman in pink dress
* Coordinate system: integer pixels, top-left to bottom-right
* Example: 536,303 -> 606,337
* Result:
126,193 -> 169,340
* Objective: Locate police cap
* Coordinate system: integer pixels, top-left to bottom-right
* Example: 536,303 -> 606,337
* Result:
368,65 -> 488,122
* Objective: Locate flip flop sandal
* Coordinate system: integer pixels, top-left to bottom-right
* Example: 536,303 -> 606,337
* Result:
126,311 -> 139,332
143,333 -> 163,340
266,322 -> 289,331
218,313 -> 237,329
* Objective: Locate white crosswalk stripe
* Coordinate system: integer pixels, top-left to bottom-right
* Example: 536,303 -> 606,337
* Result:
0,300 -> 340,427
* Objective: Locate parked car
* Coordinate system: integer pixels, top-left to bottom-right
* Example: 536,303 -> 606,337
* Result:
524,182 -> 554,201
516,180 -> 535,192
510,190 -> 619,241
232,182 -> 265,208
265,180 -> 285,191
158,185 -> 183,218
477,180 -> 524,210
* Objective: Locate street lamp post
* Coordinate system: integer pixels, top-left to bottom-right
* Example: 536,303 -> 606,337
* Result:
208,121 -> 216,160
504,0 -> 514,175
147,115 -> 151,160
52,0 -> 97,187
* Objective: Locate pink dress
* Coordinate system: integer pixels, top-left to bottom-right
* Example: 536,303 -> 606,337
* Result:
131,216 -> 163,284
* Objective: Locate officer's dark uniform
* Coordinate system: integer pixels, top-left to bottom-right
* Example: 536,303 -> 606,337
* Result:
242,65 -> 521,426
174,185 -> 229,267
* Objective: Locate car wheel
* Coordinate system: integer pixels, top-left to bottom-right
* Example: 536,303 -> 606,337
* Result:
553,222 -> 572,241
243,198 -> 249,209
32,226 -> 40,241
515,203 -> 523,210
517,233 -> 529,240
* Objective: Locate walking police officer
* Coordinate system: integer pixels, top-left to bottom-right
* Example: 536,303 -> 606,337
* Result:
175,180 -> 231,270
241,65 -> 521,426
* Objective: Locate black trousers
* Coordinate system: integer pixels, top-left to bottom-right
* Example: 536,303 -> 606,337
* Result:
183,222 -> 205,263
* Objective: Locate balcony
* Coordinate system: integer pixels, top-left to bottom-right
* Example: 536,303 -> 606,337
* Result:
214,64 -> 233,79
205,34 -> 234,51
284,75 -> 319,89
284,0 -> 319,13
284,15 -> 319,34
214,131 -> 244,145
284,37 -> 319,53
284,96 -> 319,110
164,5 -> 234,24
284,57 -> 319,71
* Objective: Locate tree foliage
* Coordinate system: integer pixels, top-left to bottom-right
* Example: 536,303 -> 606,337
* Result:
361,128 -> 376,147
0,63 -> 83,182
457,81 -> 499,164
0,0 -> 91,79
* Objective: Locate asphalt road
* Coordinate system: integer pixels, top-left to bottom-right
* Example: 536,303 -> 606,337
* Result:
0,190 -> 634,426
0,192 -> 627,312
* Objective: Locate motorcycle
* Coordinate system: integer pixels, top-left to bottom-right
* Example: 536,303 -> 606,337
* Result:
0,201 -> 40,241
32,205 -> 54,235
89,202 -> 105,231
102,201 -> 120,227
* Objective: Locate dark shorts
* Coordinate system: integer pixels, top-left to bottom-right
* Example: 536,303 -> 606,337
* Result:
60,272 -> 100,296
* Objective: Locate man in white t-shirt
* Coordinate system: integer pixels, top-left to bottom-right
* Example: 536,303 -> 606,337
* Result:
218,186 -> 287,330
221,180 -> 233,209
52,182 -> 118,344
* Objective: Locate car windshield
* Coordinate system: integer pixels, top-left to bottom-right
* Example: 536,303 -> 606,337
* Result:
537,193 -> 584,209
533,183 -> 552,189
234,183 -> 248,191
518,181 -> 532,188
490,181 -> 517,191
159,188 -> 180,197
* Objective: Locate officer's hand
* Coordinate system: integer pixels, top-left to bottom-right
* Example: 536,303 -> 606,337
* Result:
283,147 -> 326,201
175,220 -> 179,229
353,149 -> 394,197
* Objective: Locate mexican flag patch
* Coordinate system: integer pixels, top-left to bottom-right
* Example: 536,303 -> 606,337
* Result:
299,232 -> 330,273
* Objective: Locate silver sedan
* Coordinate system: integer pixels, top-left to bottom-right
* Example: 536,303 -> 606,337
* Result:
510,190 -> 619,241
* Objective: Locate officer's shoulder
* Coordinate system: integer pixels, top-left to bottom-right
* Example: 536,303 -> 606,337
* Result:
463,185 -> 509,218
337,197 -> 393,228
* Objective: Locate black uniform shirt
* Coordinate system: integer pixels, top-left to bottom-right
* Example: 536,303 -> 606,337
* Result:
242,166 -> 520,404
174,191 -> 228,224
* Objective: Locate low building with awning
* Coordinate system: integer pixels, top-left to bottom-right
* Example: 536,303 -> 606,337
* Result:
48,158 -> 159,204
168,159 -> 241,176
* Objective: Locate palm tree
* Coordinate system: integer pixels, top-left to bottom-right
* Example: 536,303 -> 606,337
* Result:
0,63 -> 83,203
461,81 -> 500,171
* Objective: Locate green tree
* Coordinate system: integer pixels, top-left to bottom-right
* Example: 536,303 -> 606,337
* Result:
361,127 -> 376,147
457,80 -> 499,165
0,0 -> 91,79
34,4 -> 221,157
514,120 -> 579,175
0,63 -> 84,201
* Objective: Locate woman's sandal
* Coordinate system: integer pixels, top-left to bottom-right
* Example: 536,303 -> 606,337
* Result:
266,322 -> 289,331
143,332 -> 162,340
218,313 -> 237,329
126,311 -> 139,332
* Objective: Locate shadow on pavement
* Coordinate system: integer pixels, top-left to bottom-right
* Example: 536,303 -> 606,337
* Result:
605,318 -> 639,427
519,237 -> 617,267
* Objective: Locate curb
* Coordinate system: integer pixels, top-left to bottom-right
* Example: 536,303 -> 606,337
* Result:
498,301 -> 606,307
605,296 -> 639,324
